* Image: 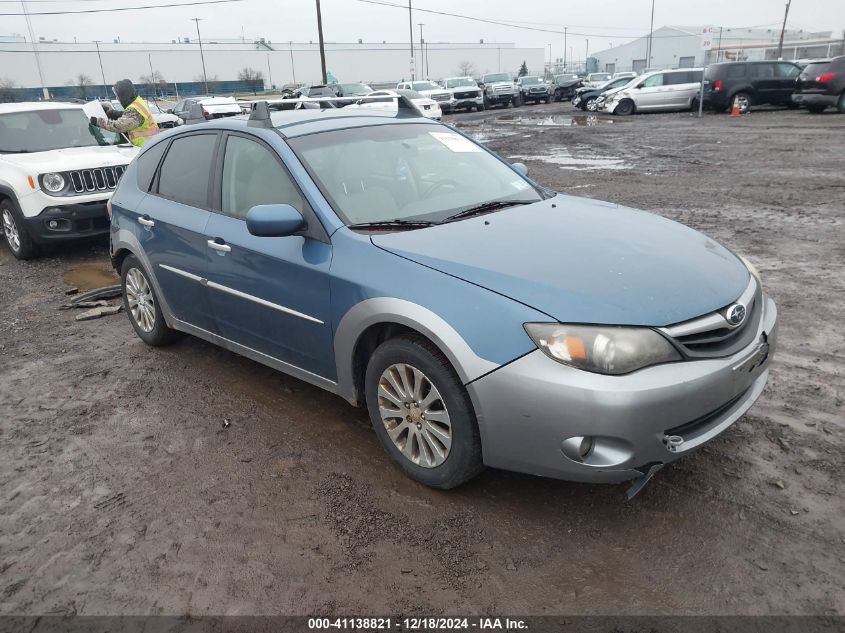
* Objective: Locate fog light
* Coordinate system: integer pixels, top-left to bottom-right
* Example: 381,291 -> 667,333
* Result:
45,218 -> 71,232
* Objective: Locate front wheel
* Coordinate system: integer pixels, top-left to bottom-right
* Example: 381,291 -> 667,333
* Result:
807,104 -> 827,114
365,337 -> 483,489
838,91 -> 845,114
1,200 -> 38,260
476,102 -> 485,112
121,255 -> 180,347
585,97 -> 598,112
615,99 -> 635,115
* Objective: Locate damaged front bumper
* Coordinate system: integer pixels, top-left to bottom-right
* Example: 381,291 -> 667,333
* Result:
466,295 -> 778,489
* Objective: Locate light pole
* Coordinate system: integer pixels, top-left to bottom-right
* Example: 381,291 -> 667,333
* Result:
93,40 -> 107,97
267,53 -> 273,89
191,18 -> 209,94
408,1 -> 415,80
289,41 -> 297,86
21,1 -> 49,99
548,43 -> 552,76
563,26 -> 568,71
776,0 -> 792,60
646,0 -> 655,67
315,0 -> 327,84
418,23 -> 425,79
147,53 -> 156,99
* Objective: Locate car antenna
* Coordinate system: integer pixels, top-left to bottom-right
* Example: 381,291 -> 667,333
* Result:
184,103 -> 206,125
247,101 -> 273,128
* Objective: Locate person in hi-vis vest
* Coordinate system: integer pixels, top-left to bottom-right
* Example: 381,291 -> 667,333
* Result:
90,79 -> 160,147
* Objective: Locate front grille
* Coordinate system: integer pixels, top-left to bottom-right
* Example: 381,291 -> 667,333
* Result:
454,90 -> 478,100
664,389 -> 749,441
69,166 -> 126,194
494,85 -> 513,93
431,92 -> 450,102
661,277 -> 761,358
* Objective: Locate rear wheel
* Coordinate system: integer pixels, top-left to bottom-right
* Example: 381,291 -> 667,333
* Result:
476,102 -> 485,112
365,337 -> 483,489
838,91 -> 845,114
690,97 -> 700,112
1,200 -> 38,260
121,255 -> 180,347
733,91 -> 751,114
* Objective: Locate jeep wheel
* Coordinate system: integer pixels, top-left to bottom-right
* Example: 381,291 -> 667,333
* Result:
365,336 -> 483,489
121,255 -> 180,347
1,200 -> 38,260
615,99 -> 635,116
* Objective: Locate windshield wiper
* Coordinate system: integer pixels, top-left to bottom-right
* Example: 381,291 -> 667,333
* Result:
443,199 -> 533,223
348,219 -> 438,231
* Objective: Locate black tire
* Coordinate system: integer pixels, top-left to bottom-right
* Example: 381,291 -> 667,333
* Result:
365,336 -> 483,489
690,97 -> 700,112
808,104 -> 827,114
615,99 -> 635,115
476,102 -> 485,112
733,91 -> 751,114
1,199 -> 38,260
513,95 -> 521,107
585,97 -> 598,112
838,91 -> 845,114
120,254 -> 180,347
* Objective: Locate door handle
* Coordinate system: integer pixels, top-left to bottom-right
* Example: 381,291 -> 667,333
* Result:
207,239 -> 231,253
138,216 -> 155,227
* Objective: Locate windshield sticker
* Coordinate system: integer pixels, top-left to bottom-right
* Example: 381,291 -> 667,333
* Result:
429,132 -> 483,153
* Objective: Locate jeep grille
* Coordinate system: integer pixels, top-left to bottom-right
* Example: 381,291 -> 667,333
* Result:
69,166 -> 127,194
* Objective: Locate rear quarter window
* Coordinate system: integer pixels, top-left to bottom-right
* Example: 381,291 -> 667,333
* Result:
726,65 -> 746,79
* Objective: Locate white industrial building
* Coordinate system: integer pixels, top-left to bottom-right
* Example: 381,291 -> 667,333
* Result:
0,37 -> 544,91
590,26 -> 844,74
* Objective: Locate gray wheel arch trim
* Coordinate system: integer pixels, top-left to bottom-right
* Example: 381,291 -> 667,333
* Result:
111,228 -> 177,327
334,297 -> 499,405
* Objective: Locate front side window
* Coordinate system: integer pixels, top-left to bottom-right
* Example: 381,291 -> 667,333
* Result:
221,136 -> 304,220
776,63 -> 800,78
0,109 -> 123,153
641,73 -> 664,88
157,134 -> 217,207
288,123 -> 543,226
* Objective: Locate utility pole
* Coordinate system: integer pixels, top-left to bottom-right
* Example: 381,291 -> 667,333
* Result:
267,53 -> 273,89
716,26 -> 723,63
586,38 -> 589,69
315,0 -> 327,84
21,1 -> 49,100
289,41 -> 297,85
191,18 -> 209,94
147,53 -> 156,99
563,26 -> 567,70
418,23 -> 425,79
646,0 -> 655,67
408,1 -> 415,80
93,40 -> 107,97
776,0 -> 792,60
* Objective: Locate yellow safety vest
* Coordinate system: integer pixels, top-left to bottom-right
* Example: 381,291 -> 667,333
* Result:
125,96 -> 160,147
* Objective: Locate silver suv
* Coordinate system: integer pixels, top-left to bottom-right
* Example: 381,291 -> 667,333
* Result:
599,68 -> 704,115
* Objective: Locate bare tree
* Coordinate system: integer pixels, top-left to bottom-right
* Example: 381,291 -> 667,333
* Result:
0,77 -> 18,102
455,60 -> 477,77
237,67 -> 264,94
195,74 -> 221,94
73,73 -> 94,99
139,70 -> 166,97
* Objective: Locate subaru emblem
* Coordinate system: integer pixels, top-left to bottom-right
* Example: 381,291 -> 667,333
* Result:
727,303 -> 746,326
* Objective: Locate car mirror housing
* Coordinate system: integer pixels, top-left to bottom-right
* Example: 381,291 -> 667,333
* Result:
166,108 -> 174,114
511,162 -> 529,177
246,204 -> 305,237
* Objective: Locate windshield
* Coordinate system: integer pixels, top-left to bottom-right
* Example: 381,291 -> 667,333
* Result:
556,75 -> 579,82
148,103 -> 162,113
445,78 -> 477,88
521,76 -> 543,85
589,73 -> 611,82
0,108 -> 124,153
411,81 -> 440,91
288,123 -> 543,226
340,83 -> 373,95
483,73 -> 511,83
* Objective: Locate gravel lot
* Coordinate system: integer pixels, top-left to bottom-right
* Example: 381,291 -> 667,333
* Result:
1,103 -> 843,617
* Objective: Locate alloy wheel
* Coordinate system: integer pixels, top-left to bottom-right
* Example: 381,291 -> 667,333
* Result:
377,363 -> 452,468
2,209 -> 20,253
586,98 -> 598,112
125,267 -> 156,333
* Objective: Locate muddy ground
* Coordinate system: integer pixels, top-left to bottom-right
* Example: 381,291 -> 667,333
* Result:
1,103 -> 843,617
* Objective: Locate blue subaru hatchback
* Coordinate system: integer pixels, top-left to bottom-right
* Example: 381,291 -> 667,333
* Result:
110,100 -> 777,492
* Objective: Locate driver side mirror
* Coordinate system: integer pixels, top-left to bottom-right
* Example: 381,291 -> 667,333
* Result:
511,162 -> 529,177
246,204 -> 304,237
166,108 -> 174,114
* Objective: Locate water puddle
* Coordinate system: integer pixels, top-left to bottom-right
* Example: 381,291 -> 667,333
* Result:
508,147 -> 628,171
63,262 -> 119,291
495,114 -> 616,127
466,129 -> 518,143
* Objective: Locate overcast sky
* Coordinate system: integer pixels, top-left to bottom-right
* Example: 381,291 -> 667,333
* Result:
4,0 -> 844,61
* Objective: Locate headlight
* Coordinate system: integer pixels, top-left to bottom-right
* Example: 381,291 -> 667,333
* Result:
739,255 -> 761,284
41,172 -> 65,193
524,323 -> 682,375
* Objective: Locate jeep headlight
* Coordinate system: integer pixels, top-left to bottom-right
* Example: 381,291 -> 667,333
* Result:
41,172 -> 65,193
524,323 -> 681,375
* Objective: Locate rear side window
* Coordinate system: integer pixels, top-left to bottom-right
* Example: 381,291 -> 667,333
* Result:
726,65 -> 746,79
750,63 -> 776,79
157,133 -> 217,207
136,140 -> 167,191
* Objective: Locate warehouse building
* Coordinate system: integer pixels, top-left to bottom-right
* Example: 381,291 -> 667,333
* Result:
0,37 -> 544,97
590,26 -> 843,74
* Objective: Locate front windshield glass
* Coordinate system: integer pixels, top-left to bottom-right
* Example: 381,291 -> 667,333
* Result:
288,123 -> 543,225
0,108 -> 123,153
340,83 -> 373,94
589,73 -> 611,82
411,81 -> 440,91
483,73 -> 511,82
445,78 -> 477,88
521,76 -> 542,85
556,74 -> 579,81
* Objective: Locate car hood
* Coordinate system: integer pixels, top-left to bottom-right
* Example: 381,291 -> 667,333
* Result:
371,195 -> 750,327
486,81 -> 515,89
154,112 -> 180,124
601,86 -> 627,99
0,145 -> 137,171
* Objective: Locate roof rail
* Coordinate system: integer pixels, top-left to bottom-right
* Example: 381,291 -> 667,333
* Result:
184,103 -> 206,125
247,101 -> 272,128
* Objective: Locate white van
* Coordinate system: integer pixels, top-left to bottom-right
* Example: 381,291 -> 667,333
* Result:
599,68 -> 703,115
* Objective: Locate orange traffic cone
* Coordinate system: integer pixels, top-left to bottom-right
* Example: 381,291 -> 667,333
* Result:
729,97 -> 741,117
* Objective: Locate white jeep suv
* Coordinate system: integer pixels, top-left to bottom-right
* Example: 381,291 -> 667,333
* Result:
0,102 -> 137,259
